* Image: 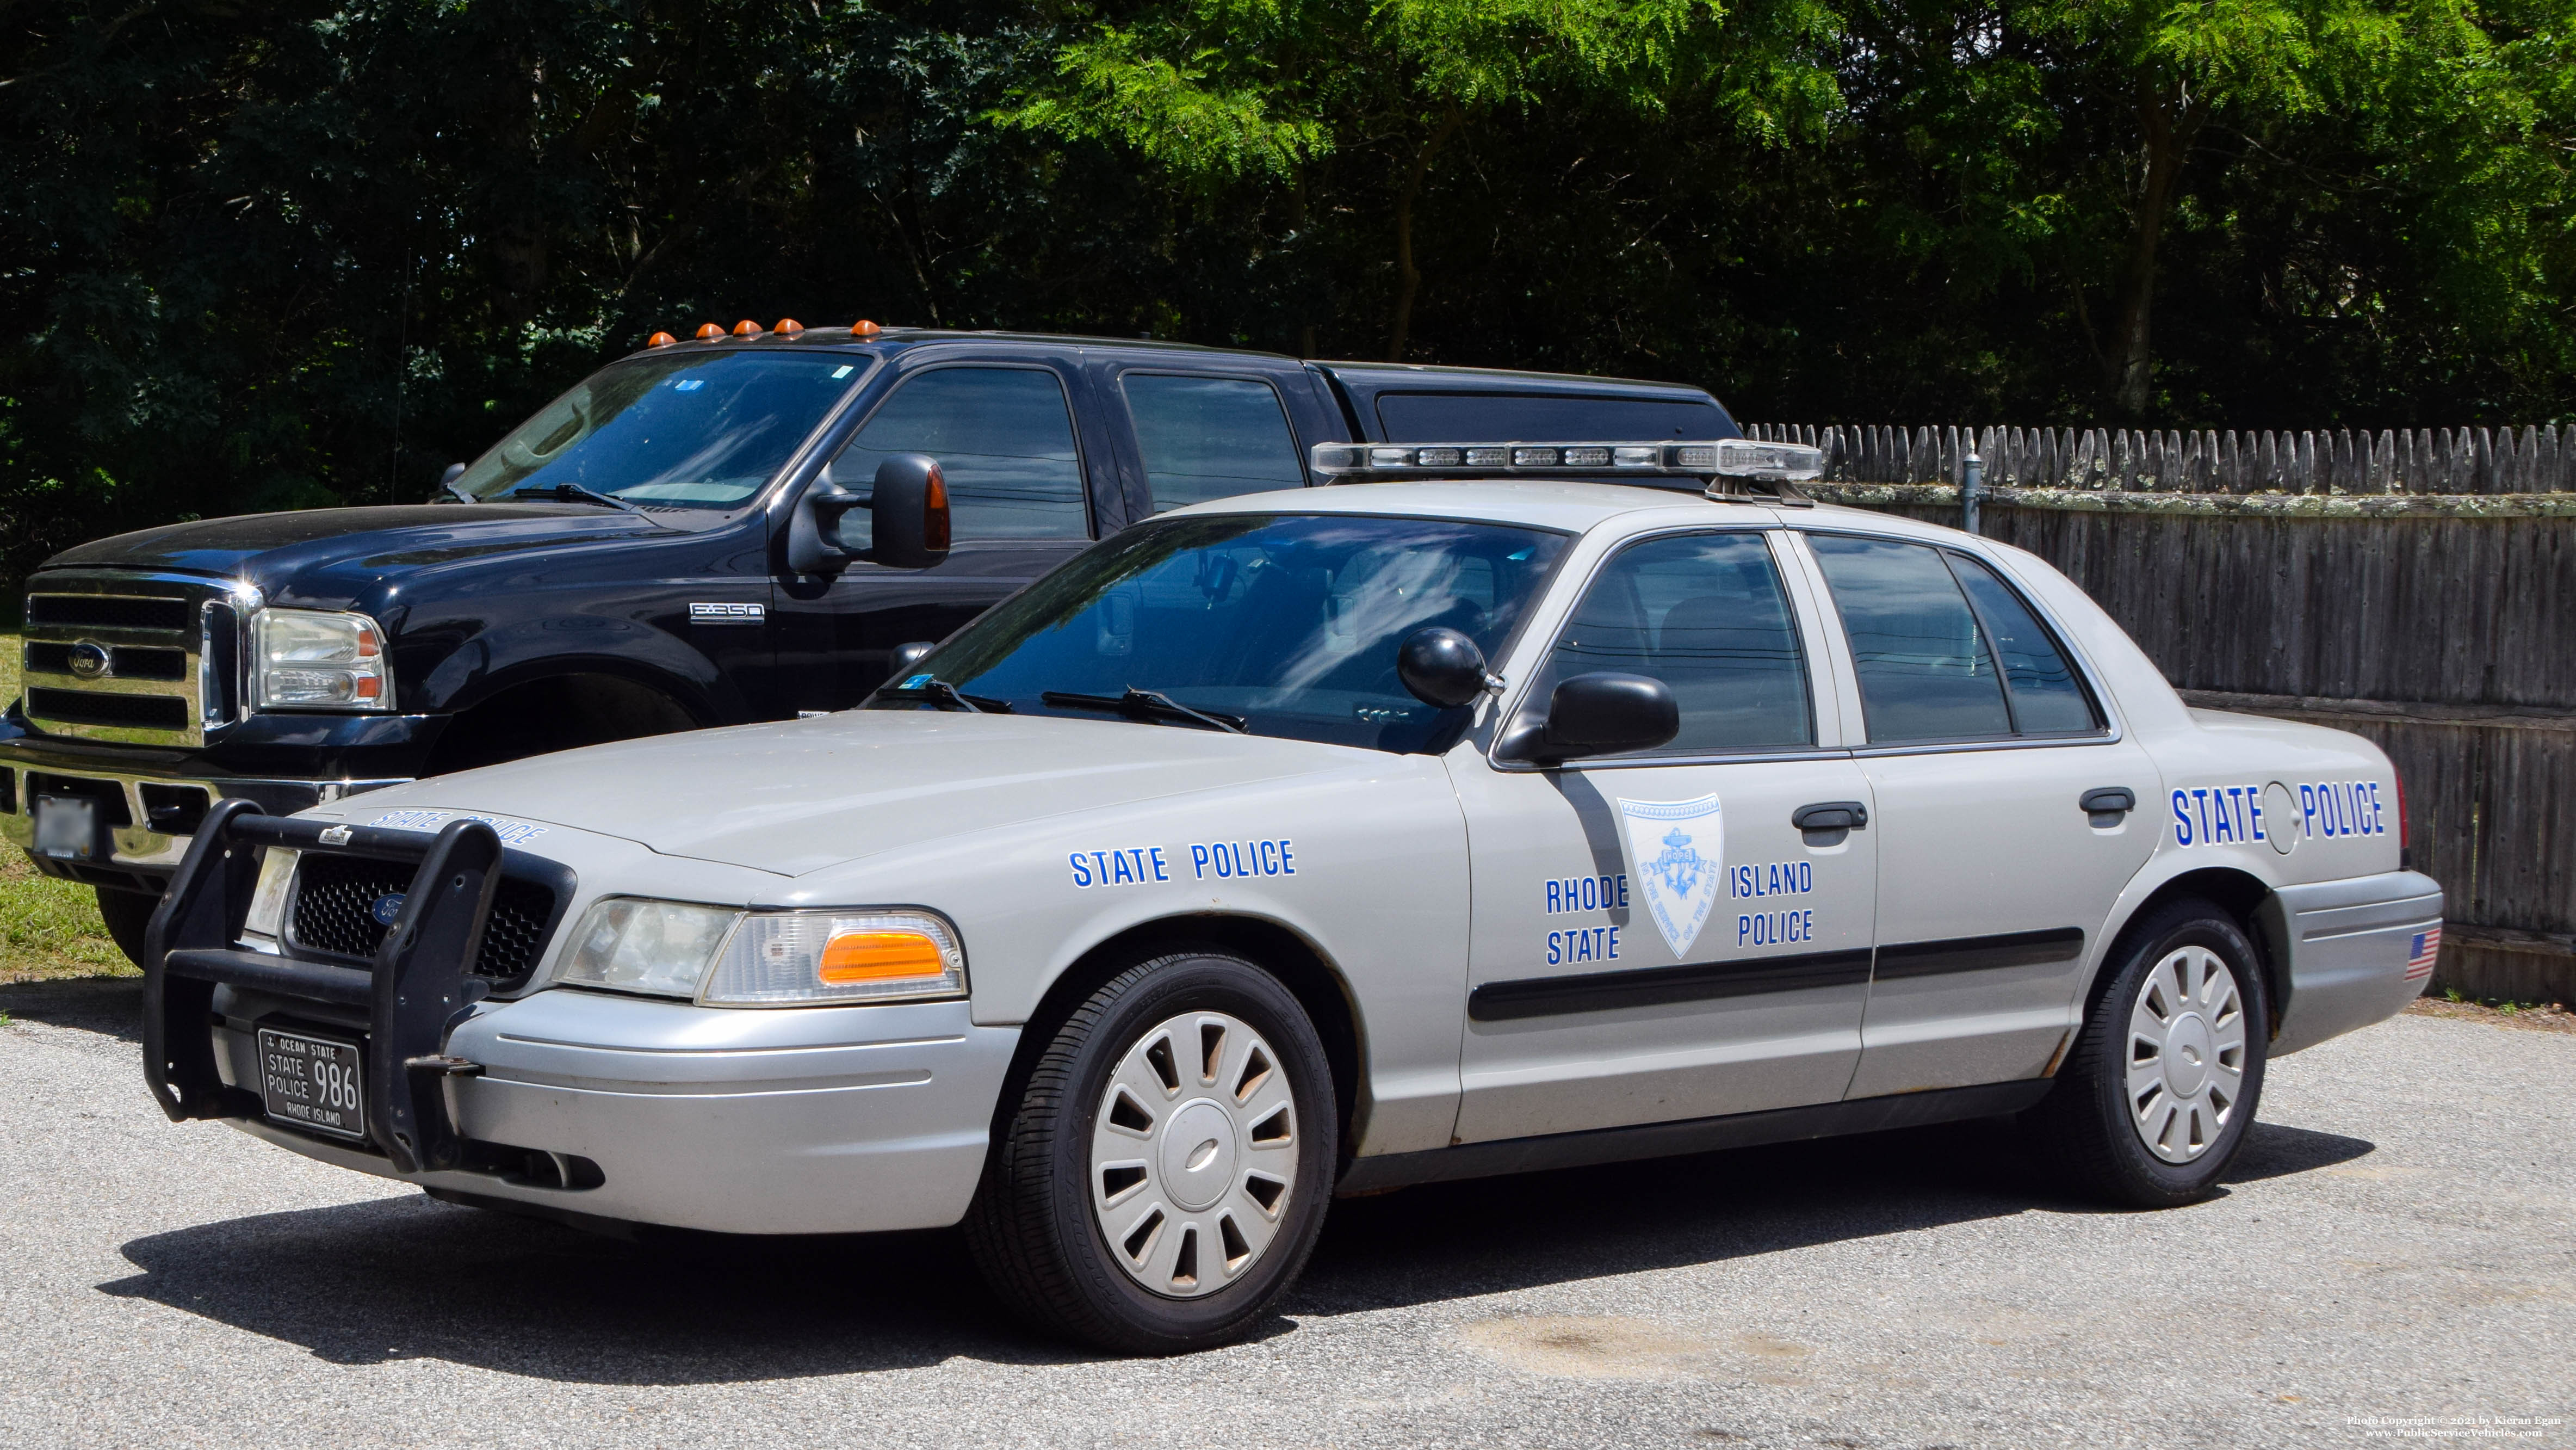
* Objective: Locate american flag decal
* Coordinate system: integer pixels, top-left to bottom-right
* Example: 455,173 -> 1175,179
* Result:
2406,927 -> 2442,981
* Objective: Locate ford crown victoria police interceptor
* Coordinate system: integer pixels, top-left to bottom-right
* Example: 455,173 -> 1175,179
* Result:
140,440 -> 2442,1353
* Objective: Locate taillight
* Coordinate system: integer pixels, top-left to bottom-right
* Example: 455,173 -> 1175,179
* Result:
2393,764 -> 2408,850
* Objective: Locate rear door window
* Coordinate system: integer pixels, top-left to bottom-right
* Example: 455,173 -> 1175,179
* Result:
1122,374 -> 1306,511
1806,535 -> 2100,743
1376,393 -> 1729,443
831,366 -> 1089,542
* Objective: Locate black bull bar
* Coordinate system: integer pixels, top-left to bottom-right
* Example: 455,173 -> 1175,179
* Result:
143,798 -> 500,1174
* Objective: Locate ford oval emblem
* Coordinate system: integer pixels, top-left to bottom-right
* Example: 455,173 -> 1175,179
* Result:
67,641 -> 111,679
370,892 -> 407,927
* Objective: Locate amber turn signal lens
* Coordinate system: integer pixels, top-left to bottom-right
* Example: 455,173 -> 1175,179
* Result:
922,464 -> 951,552
775,318 -> 803,336
694,323 -> 723,340
818,931 -> 948,984
647,331 -> 677,348
851,319 -> 881,337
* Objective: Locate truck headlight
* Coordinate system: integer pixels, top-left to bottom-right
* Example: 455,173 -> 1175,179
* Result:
252,609 -> 394,711
558,898 -> 742,998
704,910 -> 967,1006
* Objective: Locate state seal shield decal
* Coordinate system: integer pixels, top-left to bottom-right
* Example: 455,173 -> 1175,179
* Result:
1618,794 -> 1723,957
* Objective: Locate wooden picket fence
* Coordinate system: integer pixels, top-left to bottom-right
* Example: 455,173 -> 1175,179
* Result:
1742,422 -> 2576,495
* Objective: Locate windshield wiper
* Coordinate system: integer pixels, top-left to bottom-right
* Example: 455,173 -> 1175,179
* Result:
1041,687 -> 1247,734
509,481 -> 645,515
878,678 -> 1013,714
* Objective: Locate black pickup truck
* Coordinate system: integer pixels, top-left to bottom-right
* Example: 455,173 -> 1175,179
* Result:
1,323 -> 1739,959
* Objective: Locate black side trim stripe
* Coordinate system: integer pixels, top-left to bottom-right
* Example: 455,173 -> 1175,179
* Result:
1873,927 -> 2084,981
1469,947 -> 1874,1022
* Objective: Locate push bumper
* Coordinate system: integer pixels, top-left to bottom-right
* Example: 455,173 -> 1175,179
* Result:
2268,869 -> 2446,1056
146,799 -> 1014,1235
1,737 -> 403,893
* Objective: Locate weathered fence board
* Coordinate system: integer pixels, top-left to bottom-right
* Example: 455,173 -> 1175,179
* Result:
1749,422 -> 2574,1005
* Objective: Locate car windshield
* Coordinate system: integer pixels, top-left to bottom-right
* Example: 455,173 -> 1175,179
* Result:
876,513 -> 1571,753
454,351 -> 868,508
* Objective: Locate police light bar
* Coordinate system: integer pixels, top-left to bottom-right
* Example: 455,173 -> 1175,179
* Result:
1309,439 -> 1825,494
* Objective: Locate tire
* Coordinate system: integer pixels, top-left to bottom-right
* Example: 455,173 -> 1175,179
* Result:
2024,898 -> 2270,1207
96,885 -> 161,968
964,949 -> 1339,1354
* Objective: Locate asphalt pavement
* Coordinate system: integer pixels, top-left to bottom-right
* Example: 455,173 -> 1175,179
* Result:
2,977 -> 2567,1450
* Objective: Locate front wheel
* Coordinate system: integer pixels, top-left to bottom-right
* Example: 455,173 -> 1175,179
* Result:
96,885 -> 160,967
2024,899 -> 2270,1207
964,950 -> 1338,1353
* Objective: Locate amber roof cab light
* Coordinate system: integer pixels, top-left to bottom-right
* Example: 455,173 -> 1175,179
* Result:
647,331 -> 677,348
852,319 -> 881,337
775,318 -> 804,336
694,323 -> 723,340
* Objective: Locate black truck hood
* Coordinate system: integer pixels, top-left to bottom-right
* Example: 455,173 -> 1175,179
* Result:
39,504 -> 670,607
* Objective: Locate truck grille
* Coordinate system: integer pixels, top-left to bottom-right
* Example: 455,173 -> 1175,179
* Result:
288,852 -> 564,988
20,573 -> 242,746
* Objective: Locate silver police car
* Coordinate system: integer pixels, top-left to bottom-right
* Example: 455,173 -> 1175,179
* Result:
143,440 -> 2441,1353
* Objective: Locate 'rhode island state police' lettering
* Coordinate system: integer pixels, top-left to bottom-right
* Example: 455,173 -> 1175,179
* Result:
2298,780 -> 2388,841
1191,838 -> 1295,879
1740,909 -> 1815,946
1069,847 -> 1171,888
1544,874 -> 1628,914
1547,925 -> 1621,965
1730,861 -> 1814,899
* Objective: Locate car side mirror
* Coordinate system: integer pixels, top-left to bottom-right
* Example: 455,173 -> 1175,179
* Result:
785,453 -> 953,577
1396,626 -> 1497,708
1495,671 -> 1679,766
888,641 -> 936,678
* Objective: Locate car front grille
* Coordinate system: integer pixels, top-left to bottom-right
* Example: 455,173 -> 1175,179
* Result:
288,852 -> 564,988
20,574 -> 240,745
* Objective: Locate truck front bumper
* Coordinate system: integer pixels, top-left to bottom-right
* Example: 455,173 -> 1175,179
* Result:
0,738 -> 404,892
215,989 -> 1019,1235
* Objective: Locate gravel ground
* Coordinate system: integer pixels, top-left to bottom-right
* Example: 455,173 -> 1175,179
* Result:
2,978 -> 2567,1450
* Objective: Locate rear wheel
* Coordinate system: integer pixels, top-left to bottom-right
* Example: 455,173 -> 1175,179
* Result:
964,950 -> 1337,1354
96,885 -> 160,967
2025,899 -> 2269,1207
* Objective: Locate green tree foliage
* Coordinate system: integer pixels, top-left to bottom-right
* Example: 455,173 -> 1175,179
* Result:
0,0 -> 2569,594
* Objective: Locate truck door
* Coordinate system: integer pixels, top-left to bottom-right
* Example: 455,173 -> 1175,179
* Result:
1448,527 -> 1879,1143
1785,530 -> 2160,1097
769,357 -> 1108,713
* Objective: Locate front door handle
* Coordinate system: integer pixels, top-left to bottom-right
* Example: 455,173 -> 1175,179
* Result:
1791,801 -> 1869,831
2080,787 -> 2136,826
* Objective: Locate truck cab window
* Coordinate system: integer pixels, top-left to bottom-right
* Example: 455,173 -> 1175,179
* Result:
831,367 -> 1089,544
1122,374 -> 1306,511
1527,531 -> 1814,755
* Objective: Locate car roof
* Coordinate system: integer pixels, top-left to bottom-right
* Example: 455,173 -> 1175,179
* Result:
1168,479 -> 1978,548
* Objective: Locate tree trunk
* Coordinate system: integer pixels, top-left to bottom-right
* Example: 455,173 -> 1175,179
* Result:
2107,78 -> 2201,418
1384,107 -> 1463,363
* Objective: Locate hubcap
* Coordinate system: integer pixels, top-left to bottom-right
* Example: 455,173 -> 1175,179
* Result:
1090,1010 -> 1298,1299
2126,945 -> 2247,1164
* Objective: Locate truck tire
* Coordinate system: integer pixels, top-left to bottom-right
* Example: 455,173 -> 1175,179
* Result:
2024,898 -> 2270,1207
964,949 -> 1337,1354
96,886 -> 160,968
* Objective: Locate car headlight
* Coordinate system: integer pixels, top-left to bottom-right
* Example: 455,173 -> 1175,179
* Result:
558,898 -> 742,998
242,847 -> 300,945
554,900 -> 968,1007
252,608 -> 394,711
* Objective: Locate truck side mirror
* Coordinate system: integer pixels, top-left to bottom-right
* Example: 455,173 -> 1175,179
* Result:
1494,672 -> 1679,766
1396,626 -> 1495,708
785,453 -> 952,577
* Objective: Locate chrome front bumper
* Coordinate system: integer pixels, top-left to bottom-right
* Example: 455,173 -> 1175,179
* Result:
0,750 -> 405,891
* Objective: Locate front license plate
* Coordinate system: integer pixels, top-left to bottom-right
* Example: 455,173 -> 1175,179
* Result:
32,796 -> 98,861
255,1028 -> 368,1142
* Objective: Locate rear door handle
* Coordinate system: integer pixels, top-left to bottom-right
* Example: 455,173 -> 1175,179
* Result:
1792,801 -> 1869,831
2080,787 -> 2136,824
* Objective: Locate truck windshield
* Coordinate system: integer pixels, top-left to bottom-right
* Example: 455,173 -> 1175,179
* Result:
876,513 -> 1570,753
454,351 -> 866,507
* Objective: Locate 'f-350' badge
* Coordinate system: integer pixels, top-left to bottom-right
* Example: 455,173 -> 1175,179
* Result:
1618,794 -> 1723,957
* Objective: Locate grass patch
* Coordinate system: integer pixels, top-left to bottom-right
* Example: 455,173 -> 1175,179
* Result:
2,631 -> 141,983
0,852 -> 133,982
